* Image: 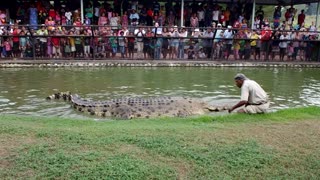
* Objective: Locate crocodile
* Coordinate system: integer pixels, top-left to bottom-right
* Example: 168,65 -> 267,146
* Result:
46,92 -> 230,119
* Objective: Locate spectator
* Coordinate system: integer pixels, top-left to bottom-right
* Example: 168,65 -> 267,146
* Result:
118,31 -> 126,58
139,7 -> 147,25
279,32 -> 289,61
83,29 -> 92,58
84,15 -> 91,25
212,5 -> 220,25
170,26 -> 180,59
287,42 -> 294,60
178,27 -> 188,59
167,10 -> 175,27
134,27 -> 145,59
255,6 -> 264,25
46,16 -> 55,31
85,3 -> 93,22
161,27 -> 170,59
190,13 -> 199,28
19,31 -> 27,58
130,9 -> 140,26
12,26 -> 21,58
110,12 -> 119,31
65,9 -> 73,26
51,29 -> 61,59
36,25 -> 48,57
297,10 -> 305,28
197,6 -> 205,27
271,6 -> 280,29
153,0 -> 160,15
223,25 -> 234,60
260,25 -> 271,60
110,32 -> 118,58
250,30 -> 260,60
3,38 -> 12,58
127,31 -> 135,59
121,11 -> 129,27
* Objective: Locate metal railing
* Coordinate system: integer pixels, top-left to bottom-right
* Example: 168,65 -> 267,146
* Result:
0,25 -> 319,61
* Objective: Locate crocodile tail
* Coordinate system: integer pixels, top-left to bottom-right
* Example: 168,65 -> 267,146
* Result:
46,91 -> 72,101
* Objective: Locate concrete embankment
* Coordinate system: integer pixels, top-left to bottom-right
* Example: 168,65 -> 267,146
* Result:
1,59 -> 320,68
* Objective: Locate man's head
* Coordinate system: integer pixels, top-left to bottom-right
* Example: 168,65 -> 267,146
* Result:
234,73 -> 248,88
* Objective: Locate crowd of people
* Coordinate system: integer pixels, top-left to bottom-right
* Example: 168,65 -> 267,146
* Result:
0,0 -> 319,61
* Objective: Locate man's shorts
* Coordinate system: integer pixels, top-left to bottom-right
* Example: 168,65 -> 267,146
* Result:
242,101 -> 270,114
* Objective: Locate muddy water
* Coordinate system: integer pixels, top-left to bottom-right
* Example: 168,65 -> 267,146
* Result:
0,67 -> 319,119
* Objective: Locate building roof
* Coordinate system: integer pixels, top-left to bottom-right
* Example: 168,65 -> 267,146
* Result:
194,0 -> 319,5
253,0 -> 319,5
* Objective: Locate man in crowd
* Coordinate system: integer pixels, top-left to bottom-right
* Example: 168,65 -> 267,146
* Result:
228,73 -> 269,114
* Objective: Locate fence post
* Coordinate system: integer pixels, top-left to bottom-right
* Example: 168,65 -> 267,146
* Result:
91,26 -> 95,60
153,27 -> 157,60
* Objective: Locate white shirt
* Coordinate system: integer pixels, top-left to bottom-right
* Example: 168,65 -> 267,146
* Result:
214,29 -> 223,42
94,7 -> 100,17
197,10 -> 204,21
223,30 -> 233,44
212,10 -> 220,21
134,29 -> 145,42
65,12 -> 72,20
241,79 -> 268,104
279,35 -> 289,48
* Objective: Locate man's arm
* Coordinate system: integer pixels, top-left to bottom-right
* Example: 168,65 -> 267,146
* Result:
228,100 -> 248,113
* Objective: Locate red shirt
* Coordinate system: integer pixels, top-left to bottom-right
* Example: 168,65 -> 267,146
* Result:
12,29 -> 20,42
298,13 -> 305,25
147,9 -> 153,17
49,9 -> 56,19
51,37 -> 60,46
261,30 -> 271,41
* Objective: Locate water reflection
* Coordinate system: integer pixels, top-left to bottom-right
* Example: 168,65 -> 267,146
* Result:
0,67 -> 319,119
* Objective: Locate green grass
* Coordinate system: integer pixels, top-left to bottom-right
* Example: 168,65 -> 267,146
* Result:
1,107 -> 320,179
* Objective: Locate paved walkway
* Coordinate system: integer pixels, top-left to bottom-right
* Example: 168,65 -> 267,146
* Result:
0,59 -> 320,68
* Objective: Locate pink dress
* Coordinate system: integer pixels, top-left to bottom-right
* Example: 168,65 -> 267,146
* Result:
98,16 -> 108,30
121,15 -> 128,27
98,16 -> 108,26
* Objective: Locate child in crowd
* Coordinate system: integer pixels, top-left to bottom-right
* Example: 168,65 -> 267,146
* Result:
110,32 -> 118,58
187,42 -> 195,59
19,31 -> 27,58
51,31 -> 61,59
83,30 -> 91,58
95,41 -> 104,58
3,38 -> 12,58
198,48 -> 206,59
68,31 -> 76,58
233,35 -> 240,60
64,40 -> 71,58
217,41 -> 224,59
74,31 -> 83,58
35,40 -> 41,58
118,31 -> 126,58
287,42 -> 294,61
25,43 -> 33,58
127,32 -> 135,59
244,40 -> 251,59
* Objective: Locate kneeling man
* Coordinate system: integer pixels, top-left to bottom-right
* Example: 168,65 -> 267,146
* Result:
229,73 -> 270,114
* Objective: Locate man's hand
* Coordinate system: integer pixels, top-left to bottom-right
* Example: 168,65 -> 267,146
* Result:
228,100 -> 247,114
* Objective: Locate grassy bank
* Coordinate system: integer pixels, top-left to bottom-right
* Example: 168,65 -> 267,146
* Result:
1,107 -> 320,179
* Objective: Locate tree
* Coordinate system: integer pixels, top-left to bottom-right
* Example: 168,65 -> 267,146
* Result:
306,3 -> 318,15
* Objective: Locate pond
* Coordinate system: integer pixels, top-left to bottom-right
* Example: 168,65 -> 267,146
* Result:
0,67 -> 319,119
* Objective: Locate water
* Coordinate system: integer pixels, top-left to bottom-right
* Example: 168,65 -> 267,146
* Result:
0,67 -> 319,119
